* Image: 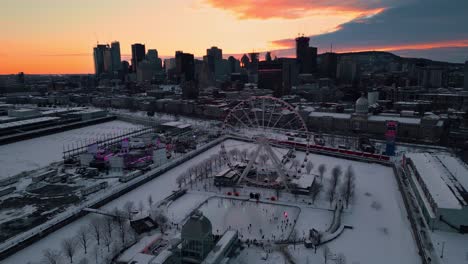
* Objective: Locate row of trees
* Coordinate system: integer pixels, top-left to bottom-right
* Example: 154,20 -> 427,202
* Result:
41,199 -> 155,264
308,165 -> 355,208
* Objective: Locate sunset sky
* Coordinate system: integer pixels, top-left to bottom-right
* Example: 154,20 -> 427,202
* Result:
1,0 -> 467,74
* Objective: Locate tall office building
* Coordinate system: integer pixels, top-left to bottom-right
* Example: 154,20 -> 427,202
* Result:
318,52 -> 338,79
204,46 -> 223,74
147,49 -> 162,70
131,43 -> 146,72
93,44 -> 109,76
176,51 -> 196,99
258,58 -> 297,97
111,41 -> 121,72
464,61 -> 468,91
295,36 -> 317,74
175,51 -> 195,82
206,46 -> 222,61
103,48 -> 113,73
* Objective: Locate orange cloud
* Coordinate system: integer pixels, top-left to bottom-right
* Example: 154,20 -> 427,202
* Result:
205,0 -> 386,19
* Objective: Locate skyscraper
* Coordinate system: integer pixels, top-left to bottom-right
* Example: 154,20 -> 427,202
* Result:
147,49 -> 162,70
176,51 -> 196,99
103,48 -> 113,73
318,52 -> 338,79
295,36 -> 317,74
93,44 -> 109,76
206,46 -> 222,61
131,43 -> 146,72
111,41 -> 121,72
175,51 -> 195,82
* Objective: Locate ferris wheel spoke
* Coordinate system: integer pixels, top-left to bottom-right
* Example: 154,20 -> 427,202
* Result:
279,115 -> 298,131
266,102 -> 277,129
272,110 -> 285,129
262,97 -> 265,129
239,106 -> 256,129
249,100 -> 261,129
230,112 -> 250,130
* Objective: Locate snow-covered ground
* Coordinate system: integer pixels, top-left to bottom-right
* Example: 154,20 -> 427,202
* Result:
0,120 -> 144,179
200,198 -> 300,241
1,139 -> 239,264
2,139 -> 420,264
432,230 -> 468,264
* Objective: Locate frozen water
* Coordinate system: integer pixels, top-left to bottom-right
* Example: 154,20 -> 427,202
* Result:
0,120 -> 143,179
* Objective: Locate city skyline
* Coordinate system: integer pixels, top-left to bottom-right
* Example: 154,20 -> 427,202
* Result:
1,0 -> 468,74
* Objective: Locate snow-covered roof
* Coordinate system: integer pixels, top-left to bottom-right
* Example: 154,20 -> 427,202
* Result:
150,249 -> 173,264
308,112 -> 351,119
116,233 -> 162,263
368,115 -> 420,125
434,154 -> 468,193
202,230 -> 238,264
0,117 -> 60,129
161,121 -> 192,129
406,153 -> 462,210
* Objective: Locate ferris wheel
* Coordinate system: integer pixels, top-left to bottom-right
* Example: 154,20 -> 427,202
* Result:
220,96 -> 311,190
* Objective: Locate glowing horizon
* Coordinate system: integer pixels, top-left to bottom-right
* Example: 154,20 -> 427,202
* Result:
1,0 -> 467,74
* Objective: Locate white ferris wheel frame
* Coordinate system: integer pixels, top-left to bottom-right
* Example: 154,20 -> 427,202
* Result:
220,96 -> 311,190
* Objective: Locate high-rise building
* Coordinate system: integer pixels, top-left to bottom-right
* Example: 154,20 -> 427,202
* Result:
204,47 -> 223,74
258,58 -> 297,97
227,56 -> 240,73
464,61 -> 468,91
147,49 -> 162,70
265,52 -> 272,62
248,52 -> 259,82
103,48 -> 113,73
295,36 -> 317,74
175,51 -> 195,82
93,44 -> 109,76
111,41 -> 121,72
131,43 -> 146,72
206,46 -> 222,61
337,57 -> 358,84
318,52 -> 338,79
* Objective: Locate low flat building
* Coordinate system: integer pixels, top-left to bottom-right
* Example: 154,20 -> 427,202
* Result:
404,153 -> 468,233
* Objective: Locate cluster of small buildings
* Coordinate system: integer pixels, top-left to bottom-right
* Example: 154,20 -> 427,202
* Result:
117,211 -> 239,264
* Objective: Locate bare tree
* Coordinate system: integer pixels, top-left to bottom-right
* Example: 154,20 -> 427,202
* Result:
103,216 -> 114,240
328,166 -> 342,206
336,253 -> 346,264
322,245 -> 331,264
318,164 -> 326,182
309,181 -> 323,204
42,249 -> 61,264
113,208 -> 127,229
340,165 -> 356,208
89,218 -> 102,246
290,229 -> 299,249
77,226 -> 90,254
102,230 -> 112,252
147,194 -> 153,208
305,161 -> 314,174
150,208 -> 168,233
62,237 -> 77,263
123,201 -> 135,219
118,221 -> 131,246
